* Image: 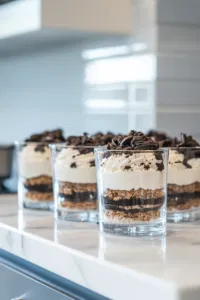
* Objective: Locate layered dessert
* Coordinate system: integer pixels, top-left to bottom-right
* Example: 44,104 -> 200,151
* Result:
18,129 -> 65,206
99,131 -> 167,224
54,133 -> 111,213
160,134 -> 200,213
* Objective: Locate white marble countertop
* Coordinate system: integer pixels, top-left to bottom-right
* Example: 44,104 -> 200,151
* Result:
1,195 -> 200,300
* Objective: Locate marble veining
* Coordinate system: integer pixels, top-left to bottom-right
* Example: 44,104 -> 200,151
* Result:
0,196 -> 200,299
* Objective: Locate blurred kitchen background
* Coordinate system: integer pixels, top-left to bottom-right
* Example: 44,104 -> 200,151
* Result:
1,0 -> 200,191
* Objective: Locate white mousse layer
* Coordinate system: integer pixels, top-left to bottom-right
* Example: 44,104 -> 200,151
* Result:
19,144 -> 52,178
101,152 -> 165,190
54,148 -> 96,184
102,170 -> 165,190
168,149 -> 200,185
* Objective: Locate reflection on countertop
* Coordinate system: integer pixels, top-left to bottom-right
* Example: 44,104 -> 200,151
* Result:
1,195 -> 200,300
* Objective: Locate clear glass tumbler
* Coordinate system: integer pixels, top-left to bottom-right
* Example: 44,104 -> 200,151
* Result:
51,144 -> 98,222
16,142 -> 53,210
167,147 -> 200,222
95,148 -> 168,236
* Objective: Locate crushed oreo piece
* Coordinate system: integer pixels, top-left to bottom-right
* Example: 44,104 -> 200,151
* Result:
107,130 -> 159,150
147,130 -> 170,142
159,133 -> 199,148
34,144 -> 46,153
66,133 -> 95,147
156,162 -> 164,171
154,152 -> 163,161
91,131 -> 120,146
66,132 -> 116,155
124,166 -> 131,170
159,138 -> 180,148
177,133 -> 199,147
25,128 -> 65,143
90,160 -> 95,167
102,152 -> 111,159
159,133 -> 200,169
144,165 -> 150,170
70,162 -> 77,168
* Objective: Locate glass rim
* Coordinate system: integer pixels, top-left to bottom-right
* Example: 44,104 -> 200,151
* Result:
94,147 -> 168,153
49,143 -> 106,149
15,141 -> 50,146
168,146 -> 200,150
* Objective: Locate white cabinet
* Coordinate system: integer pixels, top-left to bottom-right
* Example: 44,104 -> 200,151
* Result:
0,0 -> 132,49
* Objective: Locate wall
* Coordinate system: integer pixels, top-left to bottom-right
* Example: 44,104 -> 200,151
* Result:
0,44 -> 84,142
0,37 -> 131,143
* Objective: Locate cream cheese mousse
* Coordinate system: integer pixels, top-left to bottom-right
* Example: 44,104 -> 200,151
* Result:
17,129 -> 65,210
95,130 -> 168,236
160,134 -> 200,222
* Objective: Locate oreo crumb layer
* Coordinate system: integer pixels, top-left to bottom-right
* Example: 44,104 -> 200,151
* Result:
66,133 -> 96,147
91,132 -> 120,146
66,132 -> 117,155
159,138 -> 180,148
159,133 -> 199,148
103,131 -> 165,172
147,130 -> 170,142
25,128 -> 65,144
107,130 -> 159,150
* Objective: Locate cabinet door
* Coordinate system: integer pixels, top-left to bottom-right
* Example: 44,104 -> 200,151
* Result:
0,264 -> 74,300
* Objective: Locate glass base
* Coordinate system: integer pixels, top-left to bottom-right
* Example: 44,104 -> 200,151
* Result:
56,209 -> 98,223
167,209 -> 200,223
100,220 -> 166,237
23,199 -> 54,211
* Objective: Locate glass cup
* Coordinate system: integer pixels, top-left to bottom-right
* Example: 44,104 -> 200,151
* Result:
51,144 -> 98,222
16,142 -> 54,210
95,148 -> 168,236
167,147 -> 200,222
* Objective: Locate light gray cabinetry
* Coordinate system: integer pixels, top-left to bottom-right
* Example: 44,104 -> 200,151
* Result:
0,264 -> 74,300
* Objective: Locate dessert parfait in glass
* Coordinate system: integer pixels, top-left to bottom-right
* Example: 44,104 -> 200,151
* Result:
51,132 -> 114,222
17,129 -> 65,210
160,134 -> 200,222
95,130 -> 168,236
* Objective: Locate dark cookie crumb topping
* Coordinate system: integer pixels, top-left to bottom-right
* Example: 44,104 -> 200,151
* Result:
24,128 -> 65,153
160,133 -> 200,169
107,130 -> 159,150
66,133 -> 97,155
66,132 -> 118,155
91,131 -> 120,146
104,130 -> 164,172
25,129 -> 65,143
147,130 -> 170,142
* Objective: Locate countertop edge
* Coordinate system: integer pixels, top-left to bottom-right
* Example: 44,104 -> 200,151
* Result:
0,221 -> 176,300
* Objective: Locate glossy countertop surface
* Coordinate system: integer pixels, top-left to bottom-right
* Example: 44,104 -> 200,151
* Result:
0,195 -> 200,300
